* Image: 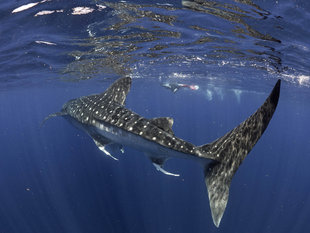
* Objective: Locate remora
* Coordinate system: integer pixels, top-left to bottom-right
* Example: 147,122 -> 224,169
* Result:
44,77 -> 281,227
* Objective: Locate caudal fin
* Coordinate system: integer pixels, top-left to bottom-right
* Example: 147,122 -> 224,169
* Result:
199,79 -> 281,227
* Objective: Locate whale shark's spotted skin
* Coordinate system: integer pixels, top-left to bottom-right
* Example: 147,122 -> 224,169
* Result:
67,95 -> 197,156
44,77 -> 280,227
62,77 -> 203,159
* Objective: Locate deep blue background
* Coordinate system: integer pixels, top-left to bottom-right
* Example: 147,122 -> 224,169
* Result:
1,0 -> 310,232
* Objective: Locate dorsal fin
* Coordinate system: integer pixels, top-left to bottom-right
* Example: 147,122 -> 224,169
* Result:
150,117 -> 174,134
100,77 -> 132,105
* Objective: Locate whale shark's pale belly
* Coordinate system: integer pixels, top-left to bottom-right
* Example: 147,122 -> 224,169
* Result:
92,119 -> 209,163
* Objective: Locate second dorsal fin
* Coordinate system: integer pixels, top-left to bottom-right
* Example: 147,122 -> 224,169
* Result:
150,117 -> 174,134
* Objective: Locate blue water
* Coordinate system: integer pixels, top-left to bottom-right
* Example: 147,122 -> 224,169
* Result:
1,0 -> 310,232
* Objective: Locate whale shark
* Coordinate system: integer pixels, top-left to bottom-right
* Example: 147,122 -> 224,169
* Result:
44,77 -> 280,227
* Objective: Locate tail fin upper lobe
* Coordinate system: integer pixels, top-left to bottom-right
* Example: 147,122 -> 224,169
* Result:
198,79 -> 281,227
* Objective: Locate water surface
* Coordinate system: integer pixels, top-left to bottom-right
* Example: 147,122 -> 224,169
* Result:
0,0 -> 309,232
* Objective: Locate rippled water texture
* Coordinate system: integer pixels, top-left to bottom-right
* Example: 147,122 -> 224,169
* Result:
0,0 -> 309,87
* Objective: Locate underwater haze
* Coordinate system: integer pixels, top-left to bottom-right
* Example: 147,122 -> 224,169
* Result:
0,0 -> 310,232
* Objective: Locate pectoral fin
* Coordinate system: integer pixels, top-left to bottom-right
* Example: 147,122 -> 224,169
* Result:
92,139 -> 118,161
148,156 -> 180,177
90,133 -> 118,161
153,163 -> 180,177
